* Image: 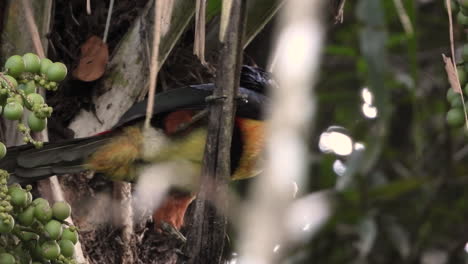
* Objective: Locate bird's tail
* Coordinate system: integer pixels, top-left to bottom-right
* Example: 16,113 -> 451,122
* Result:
1,134 -> 113,184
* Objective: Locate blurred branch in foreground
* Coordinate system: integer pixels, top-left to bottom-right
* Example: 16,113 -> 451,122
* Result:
237,0 -> 326,263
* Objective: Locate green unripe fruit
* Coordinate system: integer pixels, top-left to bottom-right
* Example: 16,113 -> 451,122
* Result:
0,253 -> 15,264
30,242 -> 43,261
18,206 -> 35,226
26,191 -> 32,204
23,53 -> 41,73
27,114 -> 47,132
46,62 -> 67,82
7,94 -> 24,106
52,201 -> 71,221
0,215 -> 14,233
32,197 -> 49,206
2,75 -> 18,89
0,142 -> 6,160
450,97 -> 464,107
18,230 -> 39,241
34,202 -> 52,223
41,241 -> 60,260
458,66 -> 467,85
21,81 -> 37,95
44,219 -> 63,240
464,83 -> 468,97
5,55 -> 25,77
3,102 -> 24,120
26,93 -> 44,106
61,228 -> 78,244
447,108 -> 465,127
40,58 -> 53,75
58,239 -> 74,258
464,45 -> 468,62
8,186 -> 28,208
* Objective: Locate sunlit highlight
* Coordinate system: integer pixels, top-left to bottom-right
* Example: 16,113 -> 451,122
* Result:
319,131 -> 353,156
362,103 -> 377,119
354,142 -> 365,150
360,87 -> 378,119
333,159 -> 346,176
361,87 -> 373,105
273,244 -> 281,253
286,191 -> 332,242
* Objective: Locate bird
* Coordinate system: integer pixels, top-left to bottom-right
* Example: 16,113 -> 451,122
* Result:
0,65 -> 271,232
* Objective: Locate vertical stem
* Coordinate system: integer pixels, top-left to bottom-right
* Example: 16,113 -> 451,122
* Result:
184,0 -> 247,263
145,0 -> 163,129
21,0 -> 45,58
237,0 -> 324,263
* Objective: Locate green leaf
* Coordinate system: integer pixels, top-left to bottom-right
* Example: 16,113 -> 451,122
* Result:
206,0 -> 222,22
369,178 -> 423,202
325,45 -> 358,57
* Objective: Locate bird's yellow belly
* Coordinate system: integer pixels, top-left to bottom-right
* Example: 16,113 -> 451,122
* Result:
86,126 -> 207,189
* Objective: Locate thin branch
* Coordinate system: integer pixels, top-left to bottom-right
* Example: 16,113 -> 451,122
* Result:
183,0 -> 247,263
334,0 -> 347,24
194,0 -> 207,65
86,0 -> 91,15
145,0 -> 164,129
102,0 -> 115,43
392,0 -> 413,35
21,0 -> 45,58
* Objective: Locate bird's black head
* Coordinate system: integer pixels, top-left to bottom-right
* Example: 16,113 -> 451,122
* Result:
239,65 -> 274,95
114,66 -> 272,129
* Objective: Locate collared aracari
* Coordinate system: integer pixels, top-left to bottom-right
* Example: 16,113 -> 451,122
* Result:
0,66 -> 270,230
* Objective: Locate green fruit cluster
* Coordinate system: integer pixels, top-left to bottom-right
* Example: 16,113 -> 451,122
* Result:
446,87 -> 466,127
0,170 -> 78,264
0,53 -> 67,152
4,54 -> 66,90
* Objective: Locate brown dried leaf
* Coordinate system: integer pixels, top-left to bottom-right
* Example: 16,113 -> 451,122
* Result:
73,35 -> 109,82
442,54 -> 462,94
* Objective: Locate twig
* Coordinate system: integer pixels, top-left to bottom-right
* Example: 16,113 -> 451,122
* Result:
21,0 -> 45,58
86,0 -> 91,15
334,0 -> 347,24
392,0 -> 413,35
112,182 -> 135,264
102,0 -> 115,43
173,109 -> 209,135
194,0 -> 207,65
144,0 -> 164,129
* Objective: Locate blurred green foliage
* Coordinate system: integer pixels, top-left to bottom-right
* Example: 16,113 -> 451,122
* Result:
292,0 -> 468,263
